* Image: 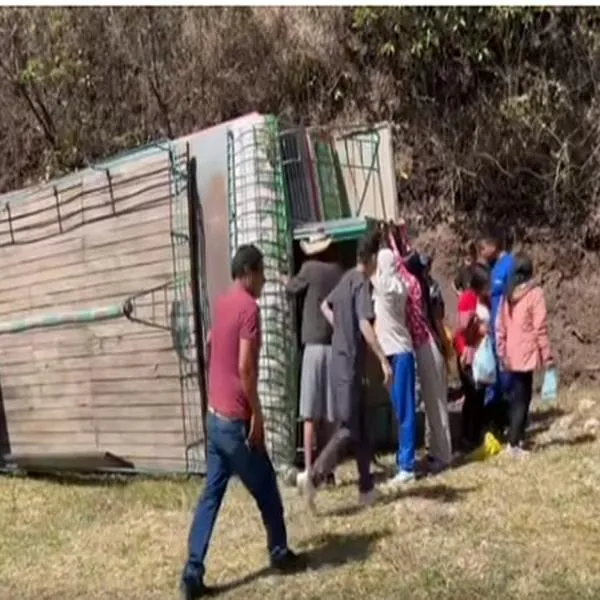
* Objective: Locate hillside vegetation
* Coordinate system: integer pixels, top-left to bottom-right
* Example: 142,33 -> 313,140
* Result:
1,7 -> 600,247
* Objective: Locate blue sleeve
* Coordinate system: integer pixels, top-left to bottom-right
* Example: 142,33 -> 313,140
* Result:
492,255 -> 516,299
503,254 -> 517,291
490,254 -> 516,337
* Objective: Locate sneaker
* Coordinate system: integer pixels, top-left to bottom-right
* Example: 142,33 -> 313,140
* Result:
180,580 -> 216,599
271,549 -> 308,574
296,470 -> 316,511
324,473 -> 337,488
391,470 -> 416,485
507,445 -> 530,459
359,487 -> 381,506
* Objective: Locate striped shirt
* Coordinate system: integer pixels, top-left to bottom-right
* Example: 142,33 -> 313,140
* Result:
397,261 -> 432,348
388,234 -> 431,348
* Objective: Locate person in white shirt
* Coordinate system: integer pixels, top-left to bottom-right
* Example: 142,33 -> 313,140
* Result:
372,248 -> 416,484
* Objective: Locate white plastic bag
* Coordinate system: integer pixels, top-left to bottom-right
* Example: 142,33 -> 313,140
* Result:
541,368 -> 559,404
472,336 -> 497,386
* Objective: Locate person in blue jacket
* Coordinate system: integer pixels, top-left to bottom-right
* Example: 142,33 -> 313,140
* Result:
478,229 -> 516,435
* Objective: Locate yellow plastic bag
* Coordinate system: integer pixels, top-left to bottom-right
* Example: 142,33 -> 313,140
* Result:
469,432 -> 503,461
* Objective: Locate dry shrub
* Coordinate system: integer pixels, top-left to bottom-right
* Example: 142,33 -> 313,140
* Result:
0,7 -> 600,251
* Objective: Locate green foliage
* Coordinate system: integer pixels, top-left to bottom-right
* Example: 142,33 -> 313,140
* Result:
0,7 -> 599,244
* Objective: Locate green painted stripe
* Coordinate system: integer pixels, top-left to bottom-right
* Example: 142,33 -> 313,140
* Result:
0,304 -> 125,335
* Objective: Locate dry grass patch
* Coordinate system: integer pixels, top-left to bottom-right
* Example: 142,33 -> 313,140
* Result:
2,389 -> 600,600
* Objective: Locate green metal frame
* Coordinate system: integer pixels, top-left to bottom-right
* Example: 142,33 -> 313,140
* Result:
306,127 -> 383,220
292,216 -> 377,243
226,116 -> 298,467
163,141 -> 205,474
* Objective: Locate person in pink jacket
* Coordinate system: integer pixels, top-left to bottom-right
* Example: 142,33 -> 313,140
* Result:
496,253 -> 554,457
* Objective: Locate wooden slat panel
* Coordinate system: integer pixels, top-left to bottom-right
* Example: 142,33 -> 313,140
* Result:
7,417 -> 184,435
4,363 -> 181,387
0,205 -> 171,271
2,377 -> 182,400
0,329 -> 176,356
0,246 -> 171,293
6,441 -> 99,453
1,348 -> 180,375
7,418 -> 97,435
99,431 -> 185,447
8,431 -> 99,446
0,150 -> 181,248
99,445 -> 186,464
0,262 -> 173,313
5,403 -> 190,420
0,145 -> 201,472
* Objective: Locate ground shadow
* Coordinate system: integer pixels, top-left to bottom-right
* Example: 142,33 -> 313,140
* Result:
301,529 -> 390,568
210,530 -> 390,594
528,406 -> 566,436
320,483 -> 477,518
534,432 -> 596,450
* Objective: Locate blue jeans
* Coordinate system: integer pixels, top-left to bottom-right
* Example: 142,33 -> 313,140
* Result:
389,352 -> 417,473
182,411 -> 288,586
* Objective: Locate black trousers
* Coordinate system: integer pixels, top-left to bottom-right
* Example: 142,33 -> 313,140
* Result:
483,399 -> 510,440
508,371 -> 534,447
458,361 -> 485,449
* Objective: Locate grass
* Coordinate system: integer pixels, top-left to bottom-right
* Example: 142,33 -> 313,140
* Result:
1,389 -> 600,600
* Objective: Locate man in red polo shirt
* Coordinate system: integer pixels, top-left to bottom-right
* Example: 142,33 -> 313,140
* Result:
181,244 -> 306,599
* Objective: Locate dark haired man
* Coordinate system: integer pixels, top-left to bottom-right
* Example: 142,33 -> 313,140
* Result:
181,244 -> 305,599
479,229 -> 516,418
297,230 -> 392,509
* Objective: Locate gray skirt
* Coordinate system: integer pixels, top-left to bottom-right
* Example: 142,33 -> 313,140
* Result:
299,344 -> 335,422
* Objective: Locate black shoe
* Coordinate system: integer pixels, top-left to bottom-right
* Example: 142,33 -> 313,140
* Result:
270,549 -> 308,574
180,580 -> 217,599
325,473 -> 336,488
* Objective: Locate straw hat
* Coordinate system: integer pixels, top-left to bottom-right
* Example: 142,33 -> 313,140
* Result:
300,231 -> 333,256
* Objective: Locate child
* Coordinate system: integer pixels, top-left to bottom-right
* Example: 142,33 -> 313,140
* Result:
454,264 -> 490,451
497,254 -> 554,457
